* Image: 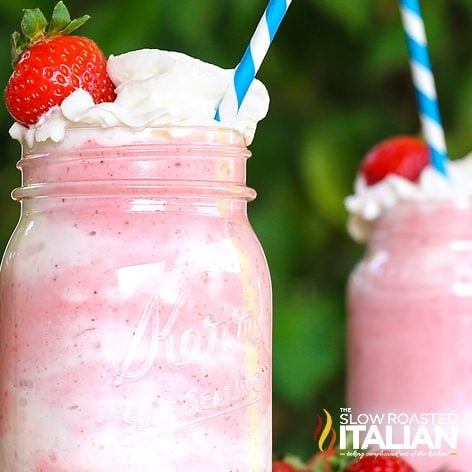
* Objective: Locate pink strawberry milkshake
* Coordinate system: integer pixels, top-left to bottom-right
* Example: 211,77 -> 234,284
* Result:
346,156 -> 472,471
0,50 -> 272,471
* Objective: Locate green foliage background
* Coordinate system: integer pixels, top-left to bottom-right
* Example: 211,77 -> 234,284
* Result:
0,0 -> 471,461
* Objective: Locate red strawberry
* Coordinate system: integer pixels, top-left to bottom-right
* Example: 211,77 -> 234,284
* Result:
306,449 -> 336,471
345,454 -> 415,472
5,1 -> 116,126
272,461 -> 298,472
360,136 -> 429,186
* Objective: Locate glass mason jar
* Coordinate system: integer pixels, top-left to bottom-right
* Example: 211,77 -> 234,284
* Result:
347,200 -> 472,471
0,126 -> 272,472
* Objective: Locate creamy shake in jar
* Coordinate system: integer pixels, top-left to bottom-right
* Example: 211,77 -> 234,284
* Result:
0,30 -> 272,471
346,137 -> 472,472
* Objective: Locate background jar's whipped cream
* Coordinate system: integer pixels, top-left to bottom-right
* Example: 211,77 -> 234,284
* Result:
9,49 -> 270,148
345,154 -> 472,242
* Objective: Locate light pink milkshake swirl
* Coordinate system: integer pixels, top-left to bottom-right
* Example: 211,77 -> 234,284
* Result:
0,127 -> 272,471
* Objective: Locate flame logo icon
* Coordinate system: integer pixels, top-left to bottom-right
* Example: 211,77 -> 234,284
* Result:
314,409 -> 337,452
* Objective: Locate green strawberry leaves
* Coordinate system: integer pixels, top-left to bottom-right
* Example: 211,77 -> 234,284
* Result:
49,2 -> 90,36
20,7 -> 47,42
50,1 -> 73,34
11,1 -> 90,66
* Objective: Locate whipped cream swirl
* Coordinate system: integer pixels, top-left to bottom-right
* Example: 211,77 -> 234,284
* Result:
10,49 -> 270,148
345,154 -> 472,242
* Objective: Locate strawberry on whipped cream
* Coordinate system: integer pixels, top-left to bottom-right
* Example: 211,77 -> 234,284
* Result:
345,136 -> 472,242
10,49 -> 270,148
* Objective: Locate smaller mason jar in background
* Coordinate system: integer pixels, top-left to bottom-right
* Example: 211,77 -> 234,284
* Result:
347,200 -> 472,472
0,126 -> 272,472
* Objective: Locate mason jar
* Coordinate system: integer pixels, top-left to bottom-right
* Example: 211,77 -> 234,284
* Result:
0,126 -> 272,471
347,200 -> 472,471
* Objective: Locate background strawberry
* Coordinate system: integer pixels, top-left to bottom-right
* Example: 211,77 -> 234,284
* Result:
273,455 -> 311,472
345,454 -> 415,472
4,1 -> 116,126
273,461 -> 299,472
360,136 -> 430,186
273,449 -> 417,472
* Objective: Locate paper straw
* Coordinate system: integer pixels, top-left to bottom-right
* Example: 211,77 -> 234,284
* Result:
215,0 -> 293,122
399,0 -> 448,176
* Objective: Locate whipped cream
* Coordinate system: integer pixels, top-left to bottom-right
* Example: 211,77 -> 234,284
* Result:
345,154 -> 472,242
10,49 -> 270,148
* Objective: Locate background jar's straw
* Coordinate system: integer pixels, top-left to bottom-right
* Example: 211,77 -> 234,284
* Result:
399,0 -> 448,176
215,0 -> 293,122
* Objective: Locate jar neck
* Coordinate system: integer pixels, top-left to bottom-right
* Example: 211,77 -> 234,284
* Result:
369,200 -> 472,248
13,126 -> 255,201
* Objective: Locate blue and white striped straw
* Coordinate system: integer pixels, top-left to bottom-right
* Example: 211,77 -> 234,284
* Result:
399,0 -> 448,176
215,0 -> 293,123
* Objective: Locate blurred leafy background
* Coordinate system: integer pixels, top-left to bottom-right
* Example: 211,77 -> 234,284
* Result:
0,0 -> 471,462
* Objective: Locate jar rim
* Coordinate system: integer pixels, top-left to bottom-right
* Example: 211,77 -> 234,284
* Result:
22,125 -> 248,158
14,125 -> 254,201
